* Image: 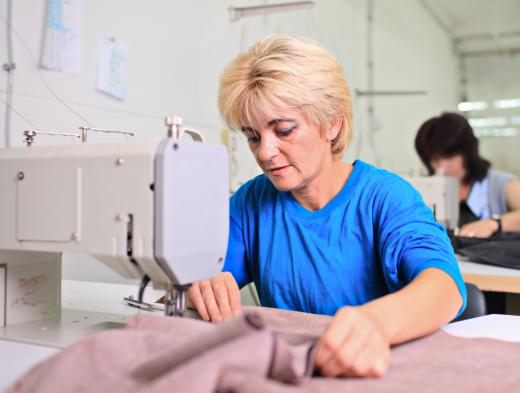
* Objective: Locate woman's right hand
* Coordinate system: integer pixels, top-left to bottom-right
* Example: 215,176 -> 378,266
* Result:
187,272 -> 242,322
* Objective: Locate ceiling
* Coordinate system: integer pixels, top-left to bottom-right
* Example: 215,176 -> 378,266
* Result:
423,0 -> 520,56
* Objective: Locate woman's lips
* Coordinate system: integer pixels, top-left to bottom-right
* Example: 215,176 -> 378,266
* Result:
269,165 -> 290,176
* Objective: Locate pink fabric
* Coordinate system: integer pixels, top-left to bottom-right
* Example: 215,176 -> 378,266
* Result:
7,307 -> 520,393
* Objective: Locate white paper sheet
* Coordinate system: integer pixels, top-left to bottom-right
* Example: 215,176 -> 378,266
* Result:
96,35 -> 128,101
41,0 -> 82,75
443,314 -> 520,342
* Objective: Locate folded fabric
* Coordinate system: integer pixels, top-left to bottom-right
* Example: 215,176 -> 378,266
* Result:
131,312 -> 314,383
7,306 -> 520,393
7,309 -> 317,393
458,241 -> 520,269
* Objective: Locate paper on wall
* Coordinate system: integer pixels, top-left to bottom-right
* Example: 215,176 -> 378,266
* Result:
41,0 -> 81,75
96,35 -> 128,101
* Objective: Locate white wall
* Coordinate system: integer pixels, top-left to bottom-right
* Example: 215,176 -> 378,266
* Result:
0,0 -> 459,283
354,1 -> 459,174
463,55 -> 520,176
0,0 -> 241,147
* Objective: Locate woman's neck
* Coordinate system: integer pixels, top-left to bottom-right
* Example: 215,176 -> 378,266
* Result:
459,182 -> 471,201
291,160 -> 353,211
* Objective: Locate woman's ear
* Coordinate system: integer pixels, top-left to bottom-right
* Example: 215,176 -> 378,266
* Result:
326,116 -> 343,141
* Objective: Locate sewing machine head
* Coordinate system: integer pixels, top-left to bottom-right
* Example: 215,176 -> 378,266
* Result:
406,175 -> 460,230
0,117 -> 229,327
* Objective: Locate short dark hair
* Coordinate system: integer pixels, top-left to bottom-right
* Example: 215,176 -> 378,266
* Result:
415,112 -> 490,183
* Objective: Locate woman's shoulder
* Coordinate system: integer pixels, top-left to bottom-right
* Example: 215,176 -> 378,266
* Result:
353,160 -> 414,193
350,161 -> 423,214
488,168 -> 517,183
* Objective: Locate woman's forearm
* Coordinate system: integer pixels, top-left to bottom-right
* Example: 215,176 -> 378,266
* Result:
358,268 -> 463,345
502,210 -> 520,233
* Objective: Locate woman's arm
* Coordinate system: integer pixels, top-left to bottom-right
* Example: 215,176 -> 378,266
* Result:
460,179 -> 520,237
314,268 -> 462,377
502,179 -> 520,232
358,267 -> 462,344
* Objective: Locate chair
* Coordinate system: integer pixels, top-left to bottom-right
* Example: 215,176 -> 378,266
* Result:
451,282 -> 487,323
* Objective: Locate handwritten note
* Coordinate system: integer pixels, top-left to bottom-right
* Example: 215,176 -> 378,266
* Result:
41,0 -> 82,75
11,274 -> 49,309
96,35 -> 128,101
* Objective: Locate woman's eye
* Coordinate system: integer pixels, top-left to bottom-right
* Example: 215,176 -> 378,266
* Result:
246,133 -> 259,143
276,127 -> 295,137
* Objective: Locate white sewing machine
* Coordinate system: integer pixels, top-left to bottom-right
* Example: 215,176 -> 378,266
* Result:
0,117 -> 229,346
406,175 -> 459,230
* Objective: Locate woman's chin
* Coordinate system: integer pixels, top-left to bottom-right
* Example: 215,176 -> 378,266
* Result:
267,176 -> 298,192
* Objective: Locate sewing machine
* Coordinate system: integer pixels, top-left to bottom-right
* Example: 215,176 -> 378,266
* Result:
0,117 -> 229,346
406,175 -> 459,230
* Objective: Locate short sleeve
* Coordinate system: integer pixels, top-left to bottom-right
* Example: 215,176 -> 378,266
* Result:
375,175 -> 467,317
222,192 -> 252,288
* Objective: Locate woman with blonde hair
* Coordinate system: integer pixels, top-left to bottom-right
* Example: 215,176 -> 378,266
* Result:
188,35 -> 466,378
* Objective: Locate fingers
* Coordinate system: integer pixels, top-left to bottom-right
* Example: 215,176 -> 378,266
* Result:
211,276 -> 232,320
314,309 -> 355,367
187,281 -> 211,321
460,228 -> 482,238
459,219 -> 496,238
187,272 -> 242,323
349,345 -> 389,378
459,226 -> 475,237
319,325 -> 369,377
224,272 -> 242,316
325,337 -> 389,378
200,280 -> 224,322
314,307 -> 390,378
459,223 -> 474,237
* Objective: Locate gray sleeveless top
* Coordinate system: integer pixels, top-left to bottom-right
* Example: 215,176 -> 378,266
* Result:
467,169 -> 516,219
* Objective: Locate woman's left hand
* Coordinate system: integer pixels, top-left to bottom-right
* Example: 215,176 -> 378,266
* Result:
314,306 -> 390,378
459,218 -> 499,238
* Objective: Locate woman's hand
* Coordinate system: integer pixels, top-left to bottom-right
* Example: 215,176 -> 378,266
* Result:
187,272 -> 242,322
459,218 -> 499,238
314,306 -> 390,378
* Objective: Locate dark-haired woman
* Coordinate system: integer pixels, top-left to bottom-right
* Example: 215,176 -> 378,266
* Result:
415,112 -> 520,238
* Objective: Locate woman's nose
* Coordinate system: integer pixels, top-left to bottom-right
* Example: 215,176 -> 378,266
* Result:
256,135 -> 279,162
435,165 -> 446,175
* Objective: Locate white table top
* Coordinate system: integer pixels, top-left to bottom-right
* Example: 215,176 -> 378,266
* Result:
2,280 -> 520,391
457,257 -> 520,277
61,279 -> 166,315
456,255 -> 520,293
0,340 -> 60,391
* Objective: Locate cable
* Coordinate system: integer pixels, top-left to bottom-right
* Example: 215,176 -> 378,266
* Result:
3,0 -> 15,147
4,63 -> 14,147
0,15 -> 94,127
0,94 -> 40,129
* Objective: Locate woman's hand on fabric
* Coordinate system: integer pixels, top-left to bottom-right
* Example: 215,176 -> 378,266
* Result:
187,272 -> 242,323
314,306 -> 391,378
459,218 -> 498,238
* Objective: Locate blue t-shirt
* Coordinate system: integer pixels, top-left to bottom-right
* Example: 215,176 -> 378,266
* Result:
223,160 -> 467,316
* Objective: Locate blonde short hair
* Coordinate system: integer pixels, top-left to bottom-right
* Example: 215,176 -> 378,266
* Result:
218,34 -> 353,158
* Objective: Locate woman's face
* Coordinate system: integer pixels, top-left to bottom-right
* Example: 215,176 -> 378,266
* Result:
430,154 -> 466,180
241,106 -> 338,192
